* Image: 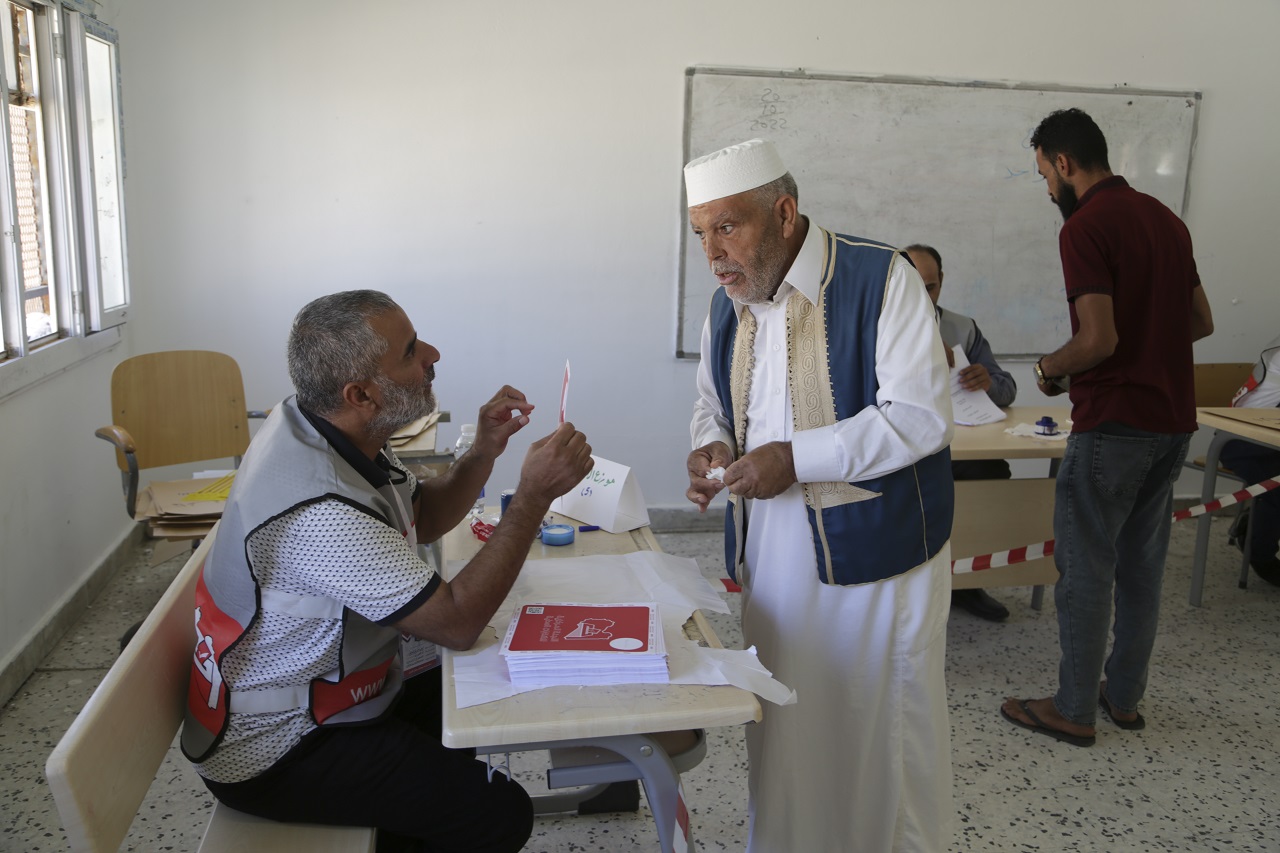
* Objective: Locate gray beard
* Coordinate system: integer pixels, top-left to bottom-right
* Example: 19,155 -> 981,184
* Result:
368,375 -> 436,440
726,233 -> 791,305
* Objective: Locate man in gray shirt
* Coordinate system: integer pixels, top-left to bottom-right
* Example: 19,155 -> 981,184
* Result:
907,244 -> 1016,622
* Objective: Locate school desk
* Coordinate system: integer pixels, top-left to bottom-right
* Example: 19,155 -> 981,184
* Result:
949,405 -> 1072,608
438,514 -> 761,852
1190,407 -> 1280,606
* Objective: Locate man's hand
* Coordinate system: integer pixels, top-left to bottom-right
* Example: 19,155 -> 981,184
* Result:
723,441 -> 796,500
1037,377 -> 1066,397
472,386 -> 535,460
957,363 -> 992,393
686,441 -> 733,513
517,422 -> 593,504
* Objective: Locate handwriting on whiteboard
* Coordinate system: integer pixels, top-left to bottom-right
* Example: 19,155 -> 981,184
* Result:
750,88 -> 788,132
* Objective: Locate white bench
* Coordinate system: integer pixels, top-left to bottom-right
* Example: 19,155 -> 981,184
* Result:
45,529 -> 375,853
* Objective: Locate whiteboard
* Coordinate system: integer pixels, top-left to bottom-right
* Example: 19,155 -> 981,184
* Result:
676,67 -> 1200,359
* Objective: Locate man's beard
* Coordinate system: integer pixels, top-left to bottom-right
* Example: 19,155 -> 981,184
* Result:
717,230 -> 791,305
1053,180 -> 1079,221
369,373 -> 436,439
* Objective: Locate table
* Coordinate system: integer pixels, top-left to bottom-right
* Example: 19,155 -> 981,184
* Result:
1190,407 -> 1280,606
438,515 -> 762,851
949,405 -> 1072,607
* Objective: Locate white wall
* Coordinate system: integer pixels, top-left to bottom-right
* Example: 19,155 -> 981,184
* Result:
0,335 -> 128,657
4,0 -> 1277,683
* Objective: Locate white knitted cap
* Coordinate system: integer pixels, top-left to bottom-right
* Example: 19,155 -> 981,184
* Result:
684,138 -> 787,207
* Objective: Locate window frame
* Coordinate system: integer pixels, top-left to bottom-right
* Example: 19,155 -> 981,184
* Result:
0,0 -> 127,391
67,12 -> 128,332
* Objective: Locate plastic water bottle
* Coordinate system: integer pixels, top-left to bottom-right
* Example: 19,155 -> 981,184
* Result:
453,424 -> 486,517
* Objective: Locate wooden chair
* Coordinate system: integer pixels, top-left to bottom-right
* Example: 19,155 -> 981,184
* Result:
1193,362 -> 1254,410
94,351 -> 265,540
1189,363 -> 1256,587
44,530 -> 376,853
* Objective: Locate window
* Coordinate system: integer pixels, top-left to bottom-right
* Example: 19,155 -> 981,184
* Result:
0,0 -> 126,374
2,1 -> 59,348
72,13 -> 128,331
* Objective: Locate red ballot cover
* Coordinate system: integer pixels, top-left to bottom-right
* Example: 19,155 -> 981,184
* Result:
503,603 -> 658,654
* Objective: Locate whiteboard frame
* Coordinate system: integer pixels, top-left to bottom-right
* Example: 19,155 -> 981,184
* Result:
675,65 -> 1201,360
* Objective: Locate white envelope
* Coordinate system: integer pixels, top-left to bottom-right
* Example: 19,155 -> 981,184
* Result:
552,455 -> 650,533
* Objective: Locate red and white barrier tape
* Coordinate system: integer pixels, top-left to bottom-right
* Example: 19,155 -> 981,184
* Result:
952,541 -> 1055,574
1170,477 -> 1279,521
951,475 -> 1279,574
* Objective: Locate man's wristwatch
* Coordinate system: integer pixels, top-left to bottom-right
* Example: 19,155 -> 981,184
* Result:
1034,358 -> 1050,385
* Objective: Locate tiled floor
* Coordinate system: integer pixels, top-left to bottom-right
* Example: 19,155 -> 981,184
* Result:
2,514 -> 1277,852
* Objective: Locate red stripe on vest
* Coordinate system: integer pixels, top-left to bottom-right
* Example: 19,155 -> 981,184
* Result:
311,655 -> 395,725
188,567 -> 239,734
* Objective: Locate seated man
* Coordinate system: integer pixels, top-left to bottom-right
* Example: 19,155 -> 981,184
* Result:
180,290 -> 594,852
907,243 -> 1017,622
1222,332 -> 1280,585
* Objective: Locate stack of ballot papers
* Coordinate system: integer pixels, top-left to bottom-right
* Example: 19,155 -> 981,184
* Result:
499,602 -> 668,688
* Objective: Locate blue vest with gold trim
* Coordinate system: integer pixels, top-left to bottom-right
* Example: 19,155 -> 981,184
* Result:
708,230 -> 953,586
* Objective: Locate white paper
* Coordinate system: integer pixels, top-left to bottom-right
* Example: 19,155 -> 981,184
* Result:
1005,421 -> 1071,441
551,455 -> 650,533
558,359 -> 570,424
949,345 -> 1007,426
448,552 -> 795,708
192,469 -> 235,479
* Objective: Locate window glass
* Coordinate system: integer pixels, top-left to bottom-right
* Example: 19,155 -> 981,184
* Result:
5,0 -> 57,344
84,32 -> 124,312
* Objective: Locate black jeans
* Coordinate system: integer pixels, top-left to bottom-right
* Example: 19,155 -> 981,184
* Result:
203,668 -> 533,853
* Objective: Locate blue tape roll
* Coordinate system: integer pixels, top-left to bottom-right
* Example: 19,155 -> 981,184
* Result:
540,523 -> 575,546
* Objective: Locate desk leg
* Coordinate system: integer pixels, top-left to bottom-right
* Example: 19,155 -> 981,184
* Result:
602,734 -> 686,853
481,735 -> 689,852
1191,431 -> 1227,607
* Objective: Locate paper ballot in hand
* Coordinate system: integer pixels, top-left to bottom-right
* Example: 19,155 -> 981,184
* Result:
949,346 -> 1007,426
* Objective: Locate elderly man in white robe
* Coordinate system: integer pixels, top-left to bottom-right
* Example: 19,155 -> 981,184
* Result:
684,138 -> 955,853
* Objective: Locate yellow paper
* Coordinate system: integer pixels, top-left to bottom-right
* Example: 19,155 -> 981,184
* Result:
183,473 -> 235,502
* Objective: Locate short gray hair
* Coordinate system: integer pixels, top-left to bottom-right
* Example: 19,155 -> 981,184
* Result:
287,290 -> 400,416
749,172 -> 798,210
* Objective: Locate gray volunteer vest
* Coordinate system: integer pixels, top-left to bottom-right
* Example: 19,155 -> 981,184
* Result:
181,397 -> 418,762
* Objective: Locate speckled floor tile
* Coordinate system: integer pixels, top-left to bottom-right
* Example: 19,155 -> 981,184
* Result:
955,779 -> 1192,851
40,546 -> 191,672
3,512 -> 1278,852
0,670 -> 104,852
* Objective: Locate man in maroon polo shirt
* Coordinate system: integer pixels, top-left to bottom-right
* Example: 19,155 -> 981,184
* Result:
1001,108 -> 1214,747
